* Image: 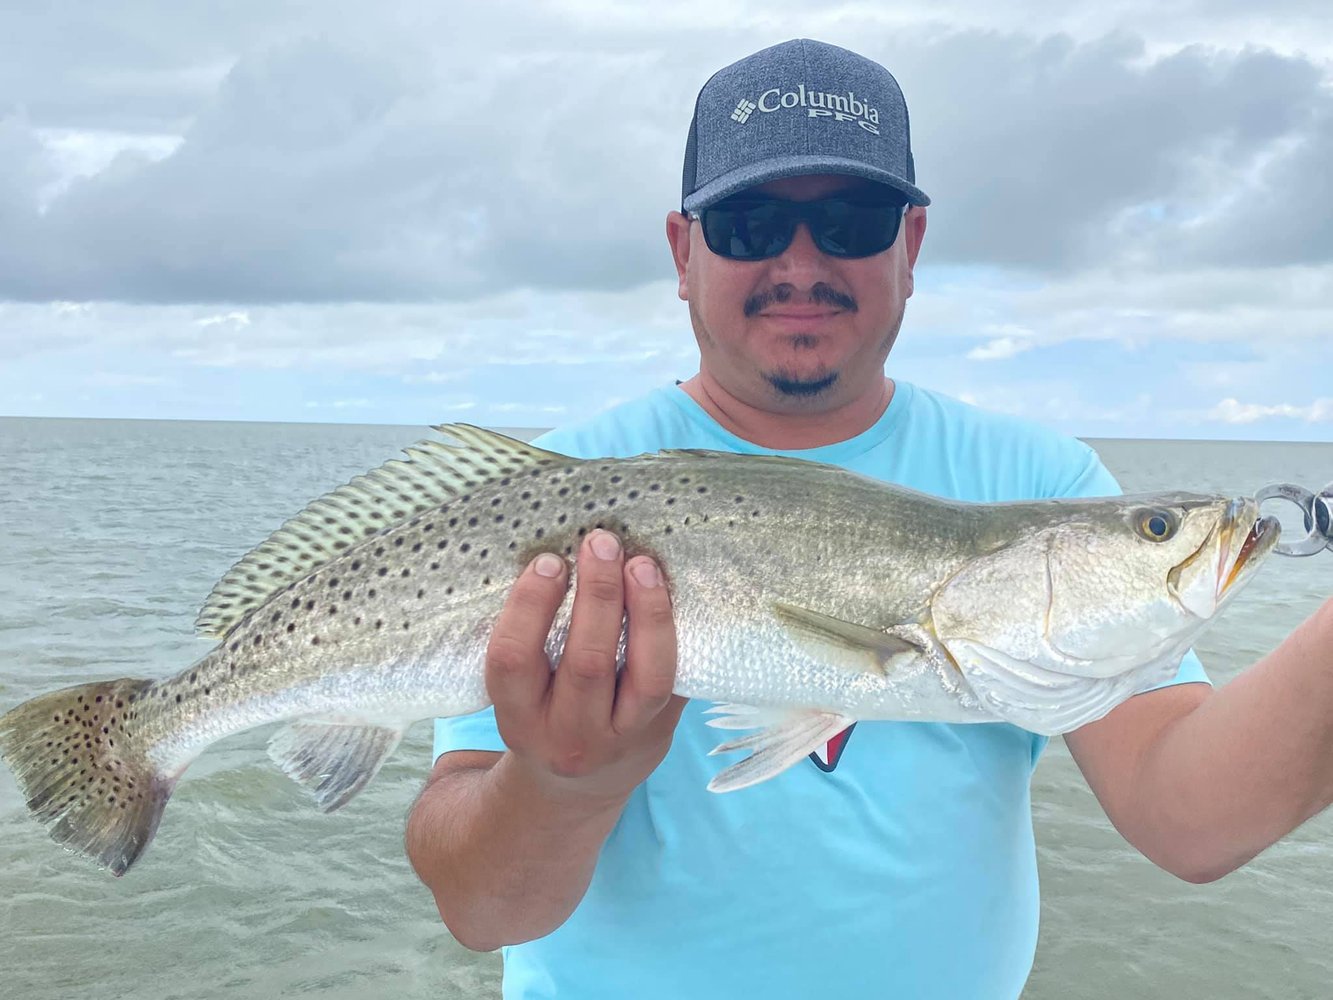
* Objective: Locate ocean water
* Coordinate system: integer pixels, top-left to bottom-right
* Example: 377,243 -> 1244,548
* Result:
0,417 -> 1329,1000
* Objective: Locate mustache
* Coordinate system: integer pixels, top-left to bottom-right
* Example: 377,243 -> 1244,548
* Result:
743,283 -> 858,318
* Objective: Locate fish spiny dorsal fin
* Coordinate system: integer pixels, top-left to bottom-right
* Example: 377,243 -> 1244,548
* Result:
194,425 -> 566,639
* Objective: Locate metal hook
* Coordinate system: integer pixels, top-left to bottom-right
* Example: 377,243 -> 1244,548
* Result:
1316,483 -> 1332,552
1254,482 -> 1330,557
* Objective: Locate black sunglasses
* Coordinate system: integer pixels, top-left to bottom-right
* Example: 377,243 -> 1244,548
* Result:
694,192 -> 909,261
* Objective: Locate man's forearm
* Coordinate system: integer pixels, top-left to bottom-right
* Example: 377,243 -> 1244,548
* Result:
406,752 -> 628,951
1084,598 -> 1333,882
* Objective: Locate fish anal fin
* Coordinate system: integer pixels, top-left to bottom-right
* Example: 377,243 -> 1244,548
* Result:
704,705 -> 855,792
773,602 -> 926,677
267,720 -> 405,812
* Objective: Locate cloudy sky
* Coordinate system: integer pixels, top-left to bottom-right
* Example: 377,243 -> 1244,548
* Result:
1,1 -> 1330,439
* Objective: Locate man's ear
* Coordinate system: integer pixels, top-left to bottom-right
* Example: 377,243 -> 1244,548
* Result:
666,211 -> 692,301
902,206 -> 927,298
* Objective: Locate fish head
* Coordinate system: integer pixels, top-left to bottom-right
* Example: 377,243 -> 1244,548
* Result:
932,493 -> 1280,682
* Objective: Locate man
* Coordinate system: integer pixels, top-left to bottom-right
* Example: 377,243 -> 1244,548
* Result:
406,39 -> 1333,998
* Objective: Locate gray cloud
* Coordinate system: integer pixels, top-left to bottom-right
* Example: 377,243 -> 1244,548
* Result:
0,5 -> 1330,303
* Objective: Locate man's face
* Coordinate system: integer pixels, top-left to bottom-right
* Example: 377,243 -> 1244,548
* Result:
667,173 -> 927,413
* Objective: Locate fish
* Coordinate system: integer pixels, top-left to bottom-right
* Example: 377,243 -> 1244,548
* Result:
0,424 -> 1281,876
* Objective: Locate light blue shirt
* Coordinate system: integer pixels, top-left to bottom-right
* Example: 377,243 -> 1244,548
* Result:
434,381 -> 1208,1000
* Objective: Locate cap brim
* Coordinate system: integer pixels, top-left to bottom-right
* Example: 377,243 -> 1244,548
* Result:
683,154 -> 930,212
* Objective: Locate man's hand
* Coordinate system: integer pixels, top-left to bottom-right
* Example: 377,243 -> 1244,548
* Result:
406,529 -> 685,950
487,529 -> 687,805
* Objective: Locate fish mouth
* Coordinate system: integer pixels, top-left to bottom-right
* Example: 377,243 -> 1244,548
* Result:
1167,498 -> 1278,616
1218,511 -> 1280,598
1205,497 -> 1280,602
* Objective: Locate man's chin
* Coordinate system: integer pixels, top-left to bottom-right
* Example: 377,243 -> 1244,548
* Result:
764,370 -> 839,398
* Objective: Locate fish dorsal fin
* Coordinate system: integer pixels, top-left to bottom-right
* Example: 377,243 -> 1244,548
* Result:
773,602 -> 926,676
194,424 -> 564,638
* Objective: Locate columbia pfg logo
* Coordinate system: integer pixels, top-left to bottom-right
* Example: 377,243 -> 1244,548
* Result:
729,84 -> 882,134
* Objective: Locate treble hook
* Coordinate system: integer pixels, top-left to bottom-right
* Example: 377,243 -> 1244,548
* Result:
1254,482 -> 1333,557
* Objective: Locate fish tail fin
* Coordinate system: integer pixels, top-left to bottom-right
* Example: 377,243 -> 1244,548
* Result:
0,678 -> 174,876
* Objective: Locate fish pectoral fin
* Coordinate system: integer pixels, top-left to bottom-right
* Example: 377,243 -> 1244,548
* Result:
267,720 -> 406,812
704,705 -> 855,793
773,602 -> 925,676
944,639 -> 1143,735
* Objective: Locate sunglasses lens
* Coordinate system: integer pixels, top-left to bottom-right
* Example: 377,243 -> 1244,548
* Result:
700,194 -> 908,260
700,200 -> 793,260
812,199 -> 904,258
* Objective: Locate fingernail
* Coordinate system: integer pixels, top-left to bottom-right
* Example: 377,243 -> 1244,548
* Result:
629,559 -> 660,588
590,530 -> 620,561
533,553 -> 564,578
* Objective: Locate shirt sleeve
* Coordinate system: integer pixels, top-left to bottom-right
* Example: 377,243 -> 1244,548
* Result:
433,706 -> 505,762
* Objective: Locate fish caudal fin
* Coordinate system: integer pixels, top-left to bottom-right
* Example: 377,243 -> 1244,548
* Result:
0,678 -> 173,876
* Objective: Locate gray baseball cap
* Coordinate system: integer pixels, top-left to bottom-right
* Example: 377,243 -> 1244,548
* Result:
681,39 -> 930,213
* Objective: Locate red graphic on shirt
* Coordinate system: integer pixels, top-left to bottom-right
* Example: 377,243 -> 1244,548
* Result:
809,723 -> 857,772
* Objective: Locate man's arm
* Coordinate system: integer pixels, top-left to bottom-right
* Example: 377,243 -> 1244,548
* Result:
405,530 -> 685,951
1066,597 -> 1333,883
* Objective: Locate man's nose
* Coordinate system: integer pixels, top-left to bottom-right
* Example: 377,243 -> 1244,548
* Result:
768,221 -> 834,284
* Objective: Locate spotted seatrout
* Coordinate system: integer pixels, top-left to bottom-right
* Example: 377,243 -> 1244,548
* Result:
0,426 -> 1280,875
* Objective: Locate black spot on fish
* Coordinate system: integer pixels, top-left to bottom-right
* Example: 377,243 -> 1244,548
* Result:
460,543 -> 471,553
378,567 -> 388,577
401,568 -> 411,578
438,539 -> 449,550
287,623 -> 296,633
311,637 -> 320,645
468,517 -> 479,527
395,537 -> 404,547
343,590 -> 352,601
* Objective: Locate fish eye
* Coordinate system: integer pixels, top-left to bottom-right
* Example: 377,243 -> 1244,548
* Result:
1136,509 -> 1177,542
